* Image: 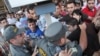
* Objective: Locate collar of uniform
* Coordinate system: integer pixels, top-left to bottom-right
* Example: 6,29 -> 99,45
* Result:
10,44 -> 26,49
10,44 -> 29,53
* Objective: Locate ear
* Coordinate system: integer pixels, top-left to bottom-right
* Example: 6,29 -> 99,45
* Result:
79,15 -> 81,18
74,25 -> 77,30
60,36 -> 66,42
9,38 -> 15,43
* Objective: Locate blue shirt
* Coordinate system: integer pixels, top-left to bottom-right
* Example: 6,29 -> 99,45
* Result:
20,17 -> 28,28
26,27 -> 44,39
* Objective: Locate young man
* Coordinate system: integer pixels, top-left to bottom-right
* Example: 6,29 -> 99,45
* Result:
27,7 -> 46,32
6,12 -> 17,25
66,18 -> 86,46
0,17 -> 8,35
0,16 -> 9,56
82,0 -> 97,22
66,17 -> 100,56
84,16 -> 100,56
72,9 -> 88,24
26,19 -> 44,39
66,1 -> 76,17
50,4 -> 62,23
60,1 -> 76,23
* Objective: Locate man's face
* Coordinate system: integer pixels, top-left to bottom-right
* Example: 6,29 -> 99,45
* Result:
28,22 -> 36,31
26,13 -> 33,18
58,36 -> 67,46
15,32 -> 25,45
66,25 -> 76,32
0,19 -> 8,27
15,14 -> 20,19
87,0 -> 95,10
66,3 -> 75,15
53,5 -> 61,16
29,10 -> 37,19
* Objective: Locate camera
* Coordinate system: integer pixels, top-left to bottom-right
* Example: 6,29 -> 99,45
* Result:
65,41 -> 78,56
69,48 -> 78,56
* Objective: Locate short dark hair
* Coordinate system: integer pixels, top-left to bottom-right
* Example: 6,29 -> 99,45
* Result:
27,4 -> 35,13
72,9 -> 82,16
27,18 -> 37,23
0,14 -> 6,22
66,18 -> 78,26
72,9 -> 88,22
66,0 -> 76,7
27,8 -> 33,13
0,17 -> 6,22
87,0 -> 95,2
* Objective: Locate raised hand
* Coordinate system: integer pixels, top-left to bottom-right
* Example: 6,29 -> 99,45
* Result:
32,45 -> 38,56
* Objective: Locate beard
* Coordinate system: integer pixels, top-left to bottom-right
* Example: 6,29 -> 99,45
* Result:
88,7 -> 94,10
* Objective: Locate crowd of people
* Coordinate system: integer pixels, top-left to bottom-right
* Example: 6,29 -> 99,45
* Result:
0,0 -> 100,56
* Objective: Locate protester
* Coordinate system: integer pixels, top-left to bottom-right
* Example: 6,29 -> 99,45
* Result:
82,0 -> 97,22
26,19 -> 44,39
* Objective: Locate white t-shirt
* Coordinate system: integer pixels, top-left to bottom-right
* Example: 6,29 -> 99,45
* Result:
37,15 -> 46,31
7,18 -> 17,24
15,21 -> 23,28
51,16 -> 59,23
0,28 -> 4,35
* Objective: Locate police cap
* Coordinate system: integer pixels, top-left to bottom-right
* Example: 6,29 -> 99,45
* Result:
45,22 -> 67,42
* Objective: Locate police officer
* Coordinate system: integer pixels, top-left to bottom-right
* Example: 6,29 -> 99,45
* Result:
2,25 -> 32,56
36,22 -> 87,56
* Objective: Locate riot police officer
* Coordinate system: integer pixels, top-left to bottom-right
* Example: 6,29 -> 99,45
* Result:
35,22 -> 87,56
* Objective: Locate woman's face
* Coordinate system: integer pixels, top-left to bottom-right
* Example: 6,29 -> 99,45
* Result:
15,14 -> 20,19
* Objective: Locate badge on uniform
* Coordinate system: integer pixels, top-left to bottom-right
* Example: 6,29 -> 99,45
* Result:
39,48 -> 47,56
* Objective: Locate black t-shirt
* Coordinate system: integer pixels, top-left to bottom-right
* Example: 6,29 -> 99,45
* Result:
67,23 -> 100,56
84,23 -> 100,56
67,26 -> 81,43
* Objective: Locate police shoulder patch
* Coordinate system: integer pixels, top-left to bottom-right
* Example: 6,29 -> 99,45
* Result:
39,48 -> 47,56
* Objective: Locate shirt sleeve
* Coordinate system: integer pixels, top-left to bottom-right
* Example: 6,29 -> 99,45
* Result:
76,45 -> 83,56
40,31 -> 44,36
26,30 -> 30,35
38,29 -> 44,37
